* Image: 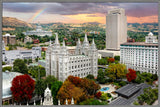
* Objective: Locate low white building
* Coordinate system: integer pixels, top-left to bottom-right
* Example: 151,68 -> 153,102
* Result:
45,33 -> 98,82
24,36 -> 33,43
23,23 -> 52,37
120,32 -> 158,74
2,41 -> 41,64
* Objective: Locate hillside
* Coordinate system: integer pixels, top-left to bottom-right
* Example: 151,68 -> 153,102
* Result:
3,17 -> 33,28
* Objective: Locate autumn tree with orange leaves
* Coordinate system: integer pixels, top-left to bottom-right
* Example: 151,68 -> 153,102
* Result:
57,80 -> 86,104
108,58 -> 115,63
57,76 -> 100,104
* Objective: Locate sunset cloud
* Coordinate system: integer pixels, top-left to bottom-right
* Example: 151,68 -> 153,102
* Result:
3,3 -> 158,24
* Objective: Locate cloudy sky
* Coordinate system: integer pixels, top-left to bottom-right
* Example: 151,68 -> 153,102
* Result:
3,3 -> 158,24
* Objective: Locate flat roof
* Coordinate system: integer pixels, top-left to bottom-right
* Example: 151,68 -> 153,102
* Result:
110,83 -> 151,105
115,84 -> 141,98
121,42 -> 158,46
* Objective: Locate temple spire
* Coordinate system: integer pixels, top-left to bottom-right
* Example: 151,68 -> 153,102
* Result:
55,33 -> 59,44
66,99 -> 68,105
91,38 -> 96,49
84,33 -> 88,43
92,38 -> 95,44
71,97 -> 74,105
58,99 -> 61,105
49,39 -> 52,46
40,98 -> 43,105
78,38 -> 81,44
63,39 -> 65,47
34,100 -> 36,105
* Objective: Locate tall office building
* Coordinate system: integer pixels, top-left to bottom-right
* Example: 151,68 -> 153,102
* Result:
106,8 -> 127,50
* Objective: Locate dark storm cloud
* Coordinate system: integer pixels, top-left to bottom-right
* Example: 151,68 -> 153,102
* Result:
3,3 -> 158,17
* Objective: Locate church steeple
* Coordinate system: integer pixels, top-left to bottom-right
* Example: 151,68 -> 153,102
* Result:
91,38 -> 96,50
49,39 -> 52,46
75,38 -> 82,55
82,33 -> 90,55
78,38 -> 81,45
60,39 -> 68,55
84,33 -> 89,43
55,33 -> 60,45
62,39 -> 65,47
82,33 -> 89,47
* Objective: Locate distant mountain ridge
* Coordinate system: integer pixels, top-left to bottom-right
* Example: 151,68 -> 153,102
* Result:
3,17 -> 33,28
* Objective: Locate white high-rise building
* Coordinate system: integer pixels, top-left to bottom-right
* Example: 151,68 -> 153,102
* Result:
120,32 -> 158,74
106,8 -> 127,50
45,33 -> 98,82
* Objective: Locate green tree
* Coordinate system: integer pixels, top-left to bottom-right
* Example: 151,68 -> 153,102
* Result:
44,75 -> 57,89
28,65 -> 46,79
79,98 -> 108,105
2,61 -> 6,65
86,74 -> 94,80
114,56 -> 120,61
28,59 -> 32,64
97,69 -> 106,84
13,59 -> 28,74
2,66 -> 12,72
106,63 -> 127,81
51,81 -> 63,105
35,79 -> 45,98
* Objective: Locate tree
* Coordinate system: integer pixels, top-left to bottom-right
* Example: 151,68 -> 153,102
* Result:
137,87 -> 158,105
51,81 -> 63,105
2,66 -> 12,72
28,59 -> 32,64
86,74 -> 94,80
114,56 -> 120,61
95,92 -> 102,99
151,74 -> 158,81
68,76 -> 100,95
108,58 -> 115,63
57,80 -> 85,104
79,98 -> 108,105
126,68 -> 137,82
97,69 -> 106,84
106,63 -> 127,81
44,75 -> 57,89
2,61 -> 6,65
35,79 -> 45,98
13,59 -> 28,74
28,65 -> 46,79
10,74 -> 35,103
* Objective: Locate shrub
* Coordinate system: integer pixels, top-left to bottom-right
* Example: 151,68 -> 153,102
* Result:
119,81 -> 127,86
2,66 -> 12,72
95,91 -> 102,99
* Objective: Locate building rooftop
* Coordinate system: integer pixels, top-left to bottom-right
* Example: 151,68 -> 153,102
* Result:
3,72 -> 23,99
121,42 -> 158,46
115,84 -> 141,98
110,83 -> 151,105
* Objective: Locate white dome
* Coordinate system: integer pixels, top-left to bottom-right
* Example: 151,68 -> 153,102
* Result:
2,72 -> 23,99
5,33 -> 11,36
148,32 -> 153,36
